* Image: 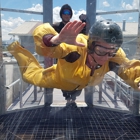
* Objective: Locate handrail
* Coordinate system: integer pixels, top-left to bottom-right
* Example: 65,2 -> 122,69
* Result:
6,79 -> 20,89
105,73 -> 131,88
5,78 -> 23,108
104,73 -> 133,107
4,58 -> 40,109
116,83 -> 130,94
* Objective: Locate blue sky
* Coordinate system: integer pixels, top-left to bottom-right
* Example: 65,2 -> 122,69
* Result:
0,0 -> 139,40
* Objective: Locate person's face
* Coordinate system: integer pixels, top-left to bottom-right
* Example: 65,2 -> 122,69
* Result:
90,41 -> 118,65
61,9 -> 71,23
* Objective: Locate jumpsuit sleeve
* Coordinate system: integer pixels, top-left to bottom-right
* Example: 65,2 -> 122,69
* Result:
33,23 -> 58,57
110,48 -> 140,90
33,23 -> 87,59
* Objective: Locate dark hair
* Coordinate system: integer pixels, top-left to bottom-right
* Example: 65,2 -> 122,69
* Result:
60,4 -> 73,18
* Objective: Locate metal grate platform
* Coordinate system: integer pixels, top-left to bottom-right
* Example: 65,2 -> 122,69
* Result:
0,106 -> 140,140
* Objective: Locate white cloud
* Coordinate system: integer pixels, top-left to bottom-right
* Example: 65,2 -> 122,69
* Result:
1,14 -> 4,17
2,17 -> 25,40
1,3 -> 43,40
26,4 -> 43,12
96,15 -> 105,21
132,0 -> 139,9
103,1 -> 110,7
122,0 -> 139,9
53,6 -> 86,23
125,4 -> 133,10
128,17 -> 133,20
53,7 -> 61,23
122,2 -> 125,8
71,10 -> 86,21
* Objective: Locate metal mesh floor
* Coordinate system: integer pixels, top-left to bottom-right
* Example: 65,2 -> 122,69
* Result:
0,106 -> 140,140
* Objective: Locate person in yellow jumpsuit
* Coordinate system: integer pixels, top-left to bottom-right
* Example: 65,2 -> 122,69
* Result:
52,4 -> 83,107
7,20 -> 140,96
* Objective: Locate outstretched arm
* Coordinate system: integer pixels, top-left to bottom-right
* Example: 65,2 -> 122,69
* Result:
50,20 -> 86,47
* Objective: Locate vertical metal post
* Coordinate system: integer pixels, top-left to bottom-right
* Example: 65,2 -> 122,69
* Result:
126,87 -> 129,107
84,86 -> 94,106
43,0 -> 53,106
84,0 -> 96,106
43,0 -> 53,23
132,91 -> 140,115
34,85 -> 37,101
0,7 -> 6,115
136,0 -> 140,59
130,89 -> 133,106
114,74 -> 118,101
19,80 -> 23,108
86,0 -> 96,33
131,0 -> 140,115
98,82 -> 102,103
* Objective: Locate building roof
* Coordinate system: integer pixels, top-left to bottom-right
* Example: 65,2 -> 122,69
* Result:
8,21 -> 42,36
9,21 -> 138,36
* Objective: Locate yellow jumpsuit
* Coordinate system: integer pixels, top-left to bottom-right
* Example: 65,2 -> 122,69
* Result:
7,23 -> 140,91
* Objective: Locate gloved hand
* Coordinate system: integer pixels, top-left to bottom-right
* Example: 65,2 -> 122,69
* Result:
79,14 -> 86,23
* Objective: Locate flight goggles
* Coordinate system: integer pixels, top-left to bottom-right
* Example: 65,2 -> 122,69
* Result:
62,10 -> 71,15
93,44 -> 118,57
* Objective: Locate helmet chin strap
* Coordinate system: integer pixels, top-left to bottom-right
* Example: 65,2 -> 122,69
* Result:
90,53 -> 102,69
88,42 -> 102,69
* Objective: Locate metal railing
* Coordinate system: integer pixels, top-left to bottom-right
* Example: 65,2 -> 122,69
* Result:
103,73 -> 139,112
2,55 -> 140,115
6,78 -> 23,108
105,73 -> 131,96
4,60 -> 38,110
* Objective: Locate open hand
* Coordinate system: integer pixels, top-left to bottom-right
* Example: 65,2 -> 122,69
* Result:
51,21 -> 86,47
